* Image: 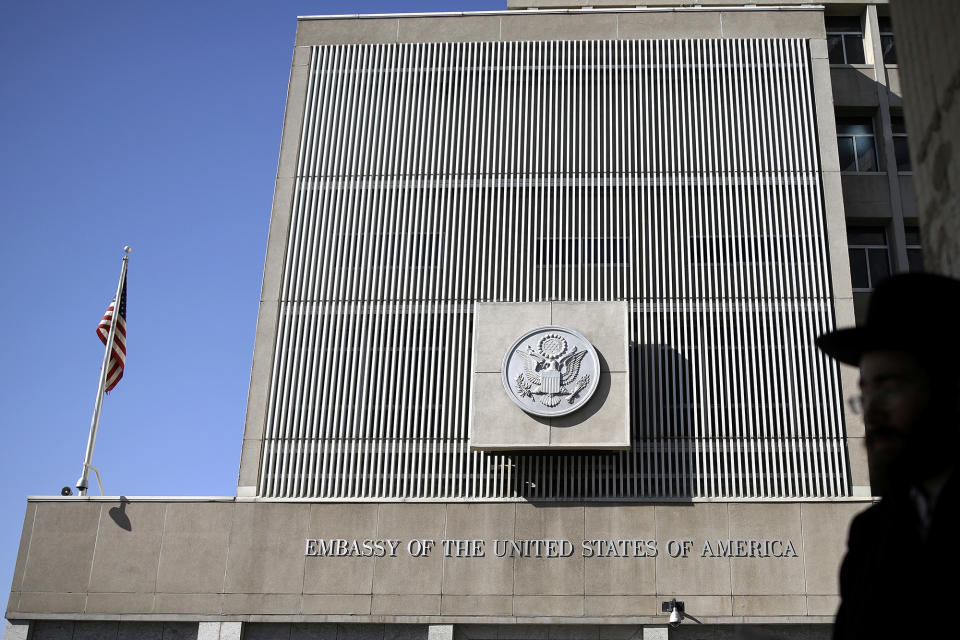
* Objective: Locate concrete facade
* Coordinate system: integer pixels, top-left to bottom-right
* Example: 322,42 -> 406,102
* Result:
8,2 -> 925,639
240,4 -> 866,502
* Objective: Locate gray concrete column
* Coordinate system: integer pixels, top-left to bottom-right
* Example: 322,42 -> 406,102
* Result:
428,625 -> 454,640
198,622 -> 243,640
237,42 -> 314,498
3,620 -> 30,640
642,626 -> 669,640
865,4 -> 910,273
809,12 -> 872,497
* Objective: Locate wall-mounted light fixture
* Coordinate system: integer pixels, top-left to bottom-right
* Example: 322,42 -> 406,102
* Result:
662,598 -> 685,627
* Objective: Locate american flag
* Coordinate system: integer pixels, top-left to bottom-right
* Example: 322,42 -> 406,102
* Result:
96,273 -> 127,392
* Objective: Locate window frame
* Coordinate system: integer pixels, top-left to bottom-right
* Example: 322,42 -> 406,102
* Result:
878,16 -> 897,65
904,225 -> 924,273
836,116 -> 880,173
826,16 -> 866,65
847,226 -> 891,292
891,115 -> 911,172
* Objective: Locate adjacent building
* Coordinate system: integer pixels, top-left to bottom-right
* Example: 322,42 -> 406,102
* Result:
7,2 -> 919,639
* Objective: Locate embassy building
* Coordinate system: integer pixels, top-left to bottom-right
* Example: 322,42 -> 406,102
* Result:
7,2 -> 921,639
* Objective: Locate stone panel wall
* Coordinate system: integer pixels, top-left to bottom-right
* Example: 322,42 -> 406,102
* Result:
7,498 -> 868,623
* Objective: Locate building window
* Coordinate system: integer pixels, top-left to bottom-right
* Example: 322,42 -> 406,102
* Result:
826,16 -> 866,65
905,226 -> 924,272
891,116 -> 911,171
837,117 -> 878,172
878,16 -> 897,64
848,227 -> 891,291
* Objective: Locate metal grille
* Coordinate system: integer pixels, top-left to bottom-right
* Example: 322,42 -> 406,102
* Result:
259,38 -> 848,499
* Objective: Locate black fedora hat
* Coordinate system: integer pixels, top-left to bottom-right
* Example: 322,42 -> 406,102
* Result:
816,272 -> 960,366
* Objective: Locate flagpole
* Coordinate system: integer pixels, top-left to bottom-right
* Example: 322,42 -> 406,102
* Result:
77,246 -> 131,496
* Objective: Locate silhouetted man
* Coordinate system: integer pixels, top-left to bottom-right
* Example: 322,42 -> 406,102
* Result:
817,273 -> 960,639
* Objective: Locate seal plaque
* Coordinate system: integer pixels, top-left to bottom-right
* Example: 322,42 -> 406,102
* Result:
501,326 -> 600,417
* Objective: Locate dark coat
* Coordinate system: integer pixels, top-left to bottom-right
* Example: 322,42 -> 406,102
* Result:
834,472 -> 959,639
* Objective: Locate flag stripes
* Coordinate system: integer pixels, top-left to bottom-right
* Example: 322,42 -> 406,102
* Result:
97,274 -> 127,392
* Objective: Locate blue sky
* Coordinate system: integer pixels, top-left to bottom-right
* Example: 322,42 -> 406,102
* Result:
0,0 -> 504,629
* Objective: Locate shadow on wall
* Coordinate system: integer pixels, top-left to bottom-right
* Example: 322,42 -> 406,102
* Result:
108,496 -> 132,531
528,346 -> 613,428
496,343 -> 697,501
633,343 -> 697,499
672,623 -> 833,640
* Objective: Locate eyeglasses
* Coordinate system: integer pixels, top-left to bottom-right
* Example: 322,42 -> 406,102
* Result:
847,378 -> 918,415
847,395 -> 867,414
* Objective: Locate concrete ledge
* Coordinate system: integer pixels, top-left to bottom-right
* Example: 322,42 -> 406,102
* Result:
295,8 -> 827,47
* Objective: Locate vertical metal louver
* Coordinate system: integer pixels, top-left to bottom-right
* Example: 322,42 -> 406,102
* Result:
259,38 -> 848,499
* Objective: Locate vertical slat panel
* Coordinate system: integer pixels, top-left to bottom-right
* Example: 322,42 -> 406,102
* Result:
258,37 -> 848,500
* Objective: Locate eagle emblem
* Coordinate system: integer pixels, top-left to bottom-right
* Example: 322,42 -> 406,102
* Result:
502,328 -> 599,415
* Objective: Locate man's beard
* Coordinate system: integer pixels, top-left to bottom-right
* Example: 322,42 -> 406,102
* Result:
870,399 -> 959,495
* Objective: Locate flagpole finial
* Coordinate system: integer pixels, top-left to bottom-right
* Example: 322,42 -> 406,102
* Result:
123,246 -> 132,254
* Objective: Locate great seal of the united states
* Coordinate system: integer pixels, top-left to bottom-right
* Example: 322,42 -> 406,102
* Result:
501,326 -> 600,417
